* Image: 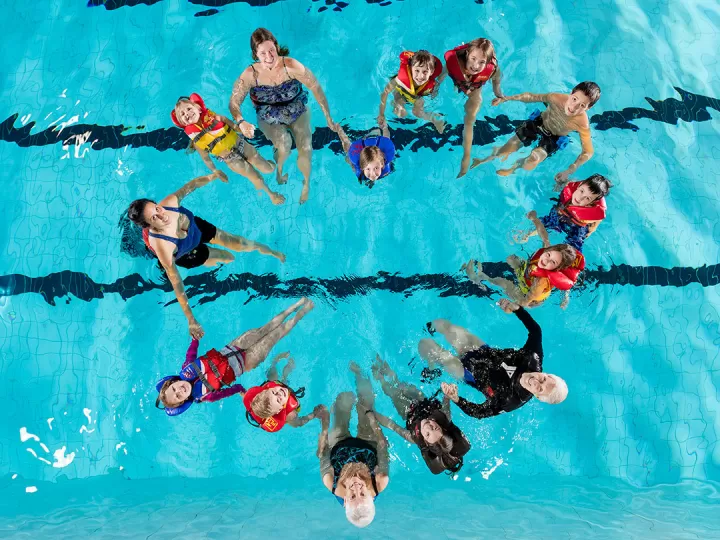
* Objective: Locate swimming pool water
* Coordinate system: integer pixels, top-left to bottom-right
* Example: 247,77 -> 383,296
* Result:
1,0 -> 719,537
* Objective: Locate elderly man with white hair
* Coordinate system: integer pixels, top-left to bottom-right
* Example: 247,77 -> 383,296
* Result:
419,298 -> 568,420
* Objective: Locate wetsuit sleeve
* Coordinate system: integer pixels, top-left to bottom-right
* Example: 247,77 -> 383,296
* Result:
181,339 -> 200,369
201,383 -> 247,403
456,396 -> 503,420
515,307 -> 543,359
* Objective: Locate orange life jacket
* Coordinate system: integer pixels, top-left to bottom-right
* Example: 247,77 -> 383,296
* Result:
243,381 -> 301,433
525,247 -> 585,292
558,181 -> 607,227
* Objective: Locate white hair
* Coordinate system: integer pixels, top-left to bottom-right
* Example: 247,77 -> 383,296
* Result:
537,374 -> 568,405
345,497 -> 376,528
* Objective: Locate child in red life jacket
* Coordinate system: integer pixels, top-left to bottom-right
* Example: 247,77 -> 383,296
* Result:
243,352 -> 329,434
173,93 -> 285,205
155,298 -> 316,417
443,38 -> 504,177
463,213 -> 585,309
515,174 -> 612,252
377,50 -> 446,133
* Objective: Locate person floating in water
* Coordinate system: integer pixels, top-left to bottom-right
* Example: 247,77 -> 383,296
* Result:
172,93 -> 284,205
318,362 -> 390,528
464,211 -> 585,309
229,27 -> 338,204
515,173 -> 612,252
338,125 -> 396,187
127,173 -> 285,338
473,81 -> 601,184
243,351 -> 329,433
418,299 -> 568,420
444,38 -> 504,177
155,298 -> 318,416
370,355 -> 470,475
377,50 -> 446,133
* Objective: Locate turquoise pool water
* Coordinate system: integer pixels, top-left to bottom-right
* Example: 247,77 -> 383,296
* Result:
1,0 -> 719,537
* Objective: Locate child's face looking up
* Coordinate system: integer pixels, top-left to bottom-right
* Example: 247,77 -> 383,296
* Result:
176,102 -> 201,126
363,159 -> 385,181
538,250 -> 563,271
570,184 -> 600,207
411,62 -> 433,86
564,91 -> 592,116
465,48 -> 488,75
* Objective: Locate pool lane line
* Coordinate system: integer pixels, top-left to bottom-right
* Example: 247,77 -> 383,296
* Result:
0,87 -> 717,155
0,261 -> 717,307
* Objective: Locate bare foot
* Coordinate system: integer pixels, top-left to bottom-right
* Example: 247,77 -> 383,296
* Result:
497,167 -> 516,177
283,357 -> 296,373
371,362 -> 383,382
299,184 -> 309,205
471,152 -> 496,169
272,250 -> 286,263
299,299 -> 315,314
349,361 -> 362,374
432,114 -> 446,134
506,254 -> 524,271
277,170 -> 288,185
270,192 -> 286,205
512,230 -> 531,244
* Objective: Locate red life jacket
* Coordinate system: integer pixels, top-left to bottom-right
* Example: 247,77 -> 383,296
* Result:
198,349 -> 238,391
444,44 -> 495,92
527,247 -> 585,291
558,182 -> 607,226
395,51 -> 443,102
243,381 -> 301,433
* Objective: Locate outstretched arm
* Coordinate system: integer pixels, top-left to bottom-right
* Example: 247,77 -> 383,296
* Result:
367,412 -> 390,492
170,172 -> 224,205
155,250 -> 204,339
201,383 -> 247,403
377,79 -> 396,127
526,210 -> 551,247
491,66 -> 504,99
229,70 -> 252,123
181,338 -> 199,369
291,59 -> 336,130
442,381 -> 500,420
441,394 -> 453,421
287,405 -> 329,429
500,91 -> 551,104
372,410 -> 414,444
555,122 -> 594,184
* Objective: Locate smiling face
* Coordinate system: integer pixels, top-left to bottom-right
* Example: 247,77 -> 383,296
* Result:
520,373 -> 556,398
571,184 -> 600,207
255,40 -> 279,69
174,101 -> 201,126
266,386 -> 289,416
465,47 -> 488,75
420,418 -> 443,445
163,380 -> 192,407
564,90 -> 592,116
344,475 -> 371,505
141,202 -> 172,230
538,250 -> 563,271
362,159 -> 385,181
411,62 -> 433,86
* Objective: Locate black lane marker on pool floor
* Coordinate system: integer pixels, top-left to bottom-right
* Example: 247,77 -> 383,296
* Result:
1,88 -> 717,155
1,262 -> 717,307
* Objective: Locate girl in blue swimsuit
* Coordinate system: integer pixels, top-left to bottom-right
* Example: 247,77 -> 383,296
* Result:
229,28 -> 338,205
126,172 -> 285,339
319,362 -> 390,528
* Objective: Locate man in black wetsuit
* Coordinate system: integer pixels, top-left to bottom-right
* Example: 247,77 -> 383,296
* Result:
418,299 -> 568,420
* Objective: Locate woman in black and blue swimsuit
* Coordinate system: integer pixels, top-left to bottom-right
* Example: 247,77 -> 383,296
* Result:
229,28 -> 338,204
318,362 -> 390,529
126,172 -> 285,339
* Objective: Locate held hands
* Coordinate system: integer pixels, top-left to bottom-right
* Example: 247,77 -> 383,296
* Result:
441,382 -> 460,403
376,115 -> 387,129
237,120 -> 256,139
188,319 -> 205,339
326,118 -> 339,133
526,210 -> 538,221
491,96 -> 507,106
212,170 -> 229,183
497,298 -> 520,314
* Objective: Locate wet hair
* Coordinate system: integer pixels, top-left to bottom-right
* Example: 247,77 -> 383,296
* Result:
413,408 -> 471,474
580,174 -> 612,198
409,50 -> 435,70
465,38 -> 497,66
537,374 -> 568,404
157,378 -> 186,408
359,146 -> 386,171
250,389 -> 278,419
338,461 -> 373,491
250,28 -> 290,60
127,198 -> 155,228
173,97 -> 198,127
346,498 -> 375,528
572,81 -> 601,108
544,244 -> 578,270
